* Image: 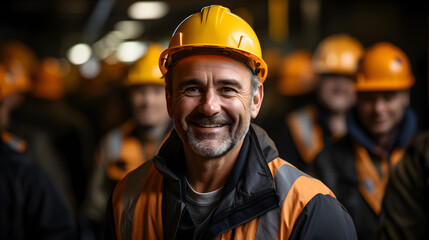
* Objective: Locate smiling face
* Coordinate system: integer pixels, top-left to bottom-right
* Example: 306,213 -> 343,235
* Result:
129,84 -> 169,127
317,75 -> 356,113
166,55 -> 263,158
356,91 -> 410,138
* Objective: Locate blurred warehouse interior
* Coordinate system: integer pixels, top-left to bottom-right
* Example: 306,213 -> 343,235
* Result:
0,0 -> 428,128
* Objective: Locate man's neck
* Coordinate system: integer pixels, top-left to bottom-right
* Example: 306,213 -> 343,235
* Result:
184,140 -> 244,193
327,112 -> 347,138
372,130 -> 398,152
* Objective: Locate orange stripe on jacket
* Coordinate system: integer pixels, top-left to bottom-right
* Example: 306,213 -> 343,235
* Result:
279,176 -> 335,239
132,164 -> 164,239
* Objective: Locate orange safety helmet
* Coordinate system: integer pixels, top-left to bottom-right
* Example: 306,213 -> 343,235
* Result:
0,41 -> 38,75
159,5 -> 268,83
312,34 -> 364,76
33,58 -> 65,100
277,50 -> 317,96
125,43 -> 165,86
0,64 -> 14,100
0,41 -> 36,94
355,42 -> 414,91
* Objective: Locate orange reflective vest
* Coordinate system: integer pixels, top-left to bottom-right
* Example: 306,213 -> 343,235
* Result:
106,124 -> 357,239
100,120 -> 162,181
1,130 -> 27,153
286,105 -> 324,164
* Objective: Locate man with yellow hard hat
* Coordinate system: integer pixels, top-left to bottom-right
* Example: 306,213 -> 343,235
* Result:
105,5 -> 356,239
86,43 -> 172,237
314,42 -> 417,239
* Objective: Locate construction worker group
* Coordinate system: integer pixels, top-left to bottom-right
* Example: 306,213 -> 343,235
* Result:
1,4 -> 427,240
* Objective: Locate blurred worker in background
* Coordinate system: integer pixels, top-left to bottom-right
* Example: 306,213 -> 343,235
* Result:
85,43 -> 172,239
105,5 -> 356,239
0,41 -> 34,130
0,61 -> 76,239
314,42 -> 417,239
10,55 -> 94,220
0,42 -> 74,204
379,131 -> 429,240
272,34 -> 363,173
0,41 -> 78,210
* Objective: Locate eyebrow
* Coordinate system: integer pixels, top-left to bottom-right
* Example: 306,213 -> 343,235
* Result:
178,79 -> 200,89
178,78 -> 243,89
217,79 -> 243,89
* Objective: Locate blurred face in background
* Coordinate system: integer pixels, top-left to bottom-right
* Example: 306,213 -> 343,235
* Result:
317,75 -> 356,113
356,91 -> 409,138
128,84 -> 169,127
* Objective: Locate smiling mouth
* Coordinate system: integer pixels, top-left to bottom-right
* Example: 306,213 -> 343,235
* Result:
194,123 -> 227,128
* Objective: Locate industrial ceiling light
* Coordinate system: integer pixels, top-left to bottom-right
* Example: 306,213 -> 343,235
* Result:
128,1 -> 169,20
114,20 -> 144,39
67,43 -> 92,65
116,41 -> 147,63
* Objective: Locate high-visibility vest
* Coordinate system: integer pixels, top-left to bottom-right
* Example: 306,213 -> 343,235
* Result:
353,140 -> 405,214
286,105 -> 324,164
111,158 -> 335,240
100,120 -> 157,181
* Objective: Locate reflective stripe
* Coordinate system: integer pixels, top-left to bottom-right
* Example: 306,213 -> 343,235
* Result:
255,163 -> 305,239
120,160 -> 153,240
286,106 -> 324,164
7,136 -> 24,152
107,128 -> 122,161
1,131 -> 26,152
296,109 -> 313,149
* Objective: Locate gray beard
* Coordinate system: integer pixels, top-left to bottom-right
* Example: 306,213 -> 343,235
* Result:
184,123 -> 249,158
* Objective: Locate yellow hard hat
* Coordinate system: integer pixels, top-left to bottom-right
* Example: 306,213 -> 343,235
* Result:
0,64 -> 14,100
355,42 -> 414,91
277,50 -> 317,96
125,43 -> 165,86
159,5 -> 268,83
312,34 -> 364,75
33,58 -> 65,100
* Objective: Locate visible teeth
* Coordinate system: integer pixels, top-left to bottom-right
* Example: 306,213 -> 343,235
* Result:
197,123 -> 223,128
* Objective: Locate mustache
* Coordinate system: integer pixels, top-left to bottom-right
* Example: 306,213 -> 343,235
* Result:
185,112 -> 233,125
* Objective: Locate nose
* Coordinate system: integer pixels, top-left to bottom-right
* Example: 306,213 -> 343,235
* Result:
199,89 -> 221,116
373,97 -> 385,113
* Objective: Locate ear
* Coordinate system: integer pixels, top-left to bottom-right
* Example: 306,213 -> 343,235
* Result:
165,87 -> 173,118
251,83 -> 264,119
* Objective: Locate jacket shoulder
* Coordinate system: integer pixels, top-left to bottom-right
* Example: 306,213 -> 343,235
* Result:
264,158 -> 352,239
289,194 -> 357,239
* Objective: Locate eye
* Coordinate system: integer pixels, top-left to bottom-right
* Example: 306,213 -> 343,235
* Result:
184,87 -> 201,96
220,87 -> 237,95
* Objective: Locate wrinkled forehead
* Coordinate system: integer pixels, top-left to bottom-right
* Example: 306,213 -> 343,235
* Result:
171,55 -> 252,83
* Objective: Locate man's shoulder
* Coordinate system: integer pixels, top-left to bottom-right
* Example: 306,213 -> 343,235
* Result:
269,158 -> 357,238
268,157 -> 334,198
